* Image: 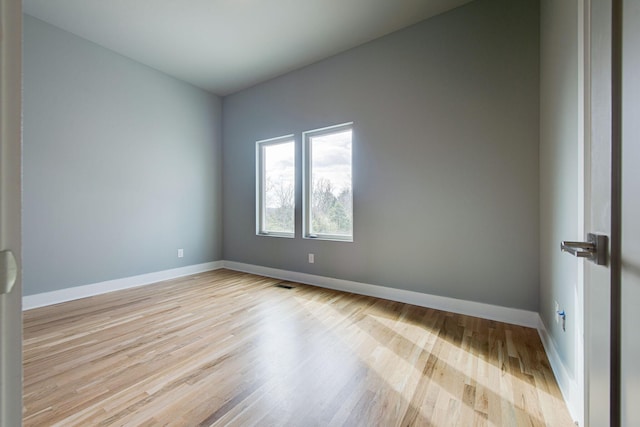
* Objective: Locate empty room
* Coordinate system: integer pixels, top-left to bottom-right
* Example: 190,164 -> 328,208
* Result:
1,0 -> 638,426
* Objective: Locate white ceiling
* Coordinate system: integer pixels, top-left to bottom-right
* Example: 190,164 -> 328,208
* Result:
23,0 -> 473,96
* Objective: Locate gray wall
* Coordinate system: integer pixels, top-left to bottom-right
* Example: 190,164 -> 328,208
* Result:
23,15 -> 223,296
223,0 -> 540,311
539,0 -> 579,386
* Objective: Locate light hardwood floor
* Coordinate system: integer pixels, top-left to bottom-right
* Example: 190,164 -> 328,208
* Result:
23,269 -> 574,426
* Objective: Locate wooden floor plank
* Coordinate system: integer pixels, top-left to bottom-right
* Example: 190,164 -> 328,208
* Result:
23,269 -> 574,426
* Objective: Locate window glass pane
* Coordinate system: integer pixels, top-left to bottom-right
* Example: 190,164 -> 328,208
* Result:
263,141 -> 295,234
310,129 -> 352,237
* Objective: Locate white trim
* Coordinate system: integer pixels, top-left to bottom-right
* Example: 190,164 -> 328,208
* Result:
222,261 -> 539,328
22,260 -> 540,328
537,316 -> 580,423
22,261 -> 224,310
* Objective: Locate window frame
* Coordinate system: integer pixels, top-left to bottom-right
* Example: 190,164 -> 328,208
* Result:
303,122 -> 354,242
255,134 -> 296,238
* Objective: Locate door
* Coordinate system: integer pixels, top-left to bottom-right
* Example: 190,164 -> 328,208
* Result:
584,0 -> 640,426
0,0 -> 23,426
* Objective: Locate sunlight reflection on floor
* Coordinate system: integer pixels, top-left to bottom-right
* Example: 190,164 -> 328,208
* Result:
295,294 -> 568,426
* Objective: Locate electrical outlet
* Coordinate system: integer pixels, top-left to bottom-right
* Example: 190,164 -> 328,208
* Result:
308,253 -> 314,264
554,301 -> 560,323
178,248 -> 184,258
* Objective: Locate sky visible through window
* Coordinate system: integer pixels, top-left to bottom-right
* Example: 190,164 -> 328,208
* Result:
264,141 -> 294,209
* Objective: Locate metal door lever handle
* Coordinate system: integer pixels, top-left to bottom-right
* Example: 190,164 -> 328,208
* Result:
561,241 -> 596,256
560,233 -> 607,266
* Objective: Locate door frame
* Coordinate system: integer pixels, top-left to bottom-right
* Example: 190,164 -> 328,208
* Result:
576,1 -> 588,424
0,0 -> 23,426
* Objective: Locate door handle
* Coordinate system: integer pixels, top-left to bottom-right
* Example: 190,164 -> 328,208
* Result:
561,233 -> 608,266
0,250 -> 18,295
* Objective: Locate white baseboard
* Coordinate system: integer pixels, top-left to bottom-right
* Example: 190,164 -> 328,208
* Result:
22,261 -> 224,310
22,259 -> 540,329
537,316 -> 579,423
222,261 -> 539,328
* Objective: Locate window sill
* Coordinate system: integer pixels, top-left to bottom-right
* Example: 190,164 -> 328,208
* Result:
257,232 -> 295,239
303,234 -> 353,242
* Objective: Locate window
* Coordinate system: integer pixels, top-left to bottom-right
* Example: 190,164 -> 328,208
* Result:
256,135 -> 295,237
303,123 -> 353,241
